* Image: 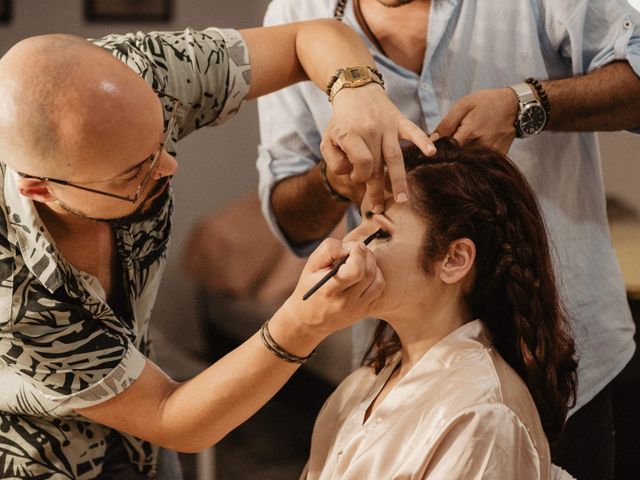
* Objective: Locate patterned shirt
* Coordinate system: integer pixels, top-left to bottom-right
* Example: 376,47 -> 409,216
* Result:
0,28 -> 250,479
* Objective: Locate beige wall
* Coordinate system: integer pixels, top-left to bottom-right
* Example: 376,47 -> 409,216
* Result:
600,131 -> 640,213
1,1 -> 638,366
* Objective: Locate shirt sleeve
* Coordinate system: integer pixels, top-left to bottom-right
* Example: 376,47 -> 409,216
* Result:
419,404 -> 545,480
257,0 -> 334,257
92,27 -> 251,140
540,0 -> 640,76
0,284 -> 147,410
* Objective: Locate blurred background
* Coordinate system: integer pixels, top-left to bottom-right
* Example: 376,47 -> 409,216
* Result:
1,1 -> 639,479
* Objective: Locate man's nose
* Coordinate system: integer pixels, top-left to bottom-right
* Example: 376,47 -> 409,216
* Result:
153,149 -> 178,179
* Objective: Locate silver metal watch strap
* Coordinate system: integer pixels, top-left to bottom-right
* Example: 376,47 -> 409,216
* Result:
510,82 -> 537,105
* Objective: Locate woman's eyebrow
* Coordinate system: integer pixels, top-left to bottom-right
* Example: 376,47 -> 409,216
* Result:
360,209 -> 395,223
380,211 -> 394,223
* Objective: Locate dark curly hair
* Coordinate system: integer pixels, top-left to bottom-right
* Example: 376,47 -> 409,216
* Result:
363,137 -> 578,443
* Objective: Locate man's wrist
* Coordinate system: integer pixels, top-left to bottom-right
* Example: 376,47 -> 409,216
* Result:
319,160 -> 351,203
525,77 -> 551,121
326,65 -> 385,103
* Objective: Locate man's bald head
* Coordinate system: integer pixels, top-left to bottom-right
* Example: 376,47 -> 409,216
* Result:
0,34 -> 162,181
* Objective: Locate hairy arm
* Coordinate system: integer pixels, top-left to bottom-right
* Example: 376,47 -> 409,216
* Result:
544,61 -> 640,131
270,161 -> 363,246
435,61 -> 640,153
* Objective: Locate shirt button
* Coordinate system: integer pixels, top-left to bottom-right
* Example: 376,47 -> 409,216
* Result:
624,20 -> 632,29
420,81 -> 430,90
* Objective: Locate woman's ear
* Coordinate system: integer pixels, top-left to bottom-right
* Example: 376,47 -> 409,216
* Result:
17,178 -> 56,203
439,238 -> 475,285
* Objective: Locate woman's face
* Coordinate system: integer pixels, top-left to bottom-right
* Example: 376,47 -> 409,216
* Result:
344,198 -> 436,320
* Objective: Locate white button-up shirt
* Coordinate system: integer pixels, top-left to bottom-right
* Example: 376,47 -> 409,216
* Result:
257,0 -> 639,413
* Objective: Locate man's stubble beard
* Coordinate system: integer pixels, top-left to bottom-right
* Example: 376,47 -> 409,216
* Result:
56,177 -> 171,226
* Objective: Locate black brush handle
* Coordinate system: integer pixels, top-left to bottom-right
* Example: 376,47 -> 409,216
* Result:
302,229 -> 381,301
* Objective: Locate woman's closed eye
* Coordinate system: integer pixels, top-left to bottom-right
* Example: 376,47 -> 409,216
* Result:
373,229 -> 391,241
364,228 -> 391,245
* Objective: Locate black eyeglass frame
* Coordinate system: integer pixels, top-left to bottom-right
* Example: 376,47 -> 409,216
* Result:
18,91 -> 181,203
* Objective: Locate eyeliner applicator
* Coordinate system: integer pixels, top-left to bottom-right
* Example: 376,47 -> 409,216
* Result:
302,229 -> 384,301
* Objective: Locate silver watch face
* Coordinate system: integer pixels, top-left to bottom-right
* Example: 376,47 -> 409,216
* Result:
519,104 -> 547,136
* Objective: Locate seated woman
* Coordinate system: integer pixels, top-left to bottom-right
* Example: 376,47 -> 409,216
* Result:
302,138 -> 578,480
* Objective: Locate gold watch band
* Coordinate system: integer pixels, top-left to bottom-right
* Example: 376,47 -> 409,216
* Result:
326,66 -> 385,103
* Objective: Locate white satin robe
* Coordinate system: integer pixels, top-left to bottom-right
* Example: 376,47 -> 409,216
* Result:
302,320 -> 556,479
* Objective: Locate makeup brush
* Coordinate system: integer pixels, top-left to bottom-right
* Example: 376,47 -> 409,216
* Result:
302,229 -> 388,300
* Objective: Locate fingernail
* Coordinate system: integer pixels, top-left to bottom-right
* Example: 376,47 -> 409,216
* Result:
427,145 -> 437,155
373,203 -> 384,214
396,192 -> 408,203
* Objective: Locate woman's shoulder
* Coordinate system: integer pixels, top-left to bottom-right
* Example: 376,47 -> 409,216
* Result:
485,348 -> 545,431
448,345 -> 550,458
430,338 -> 546,441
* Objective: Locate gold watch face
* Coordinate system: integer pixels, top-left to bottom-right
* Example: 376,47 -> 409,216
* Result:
344,67 -> 370,84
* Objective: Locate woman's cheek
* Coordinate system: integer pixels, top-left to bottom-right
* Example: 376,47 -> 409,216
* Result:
370,244 -> 393,276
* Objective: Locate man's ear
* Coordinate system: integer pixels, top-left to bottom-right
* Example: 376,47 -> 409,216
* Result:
17,178 -> 56,203
439,238 -> 475,285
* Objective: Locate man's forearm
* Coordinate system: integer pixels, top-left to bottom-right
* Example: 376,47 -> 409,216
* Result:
271,164 -> 350,247
242,20 -> 376,100
544,61 -> 640,131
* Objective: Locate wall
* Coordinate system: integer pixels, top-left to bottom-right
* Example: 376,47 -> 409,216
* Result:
1,1 -> 639,375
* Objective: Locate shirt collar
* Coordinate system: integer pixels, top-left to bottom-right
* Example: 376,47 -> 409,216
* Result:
3,165 -> 77,294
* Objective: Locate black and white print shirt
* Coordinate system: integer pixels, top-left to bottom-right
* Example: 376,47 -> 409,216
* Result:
0,28 -> 250,479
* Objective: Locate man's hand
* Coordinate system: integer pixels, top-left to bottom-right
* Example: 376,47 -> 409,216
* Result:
434,88 -> 519,154
321,83 -> 435,213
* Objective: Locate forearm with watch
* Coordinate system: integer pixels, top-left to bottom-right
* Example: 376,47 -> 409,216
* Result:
510,61 -> 640,136
271,65 -> 385,246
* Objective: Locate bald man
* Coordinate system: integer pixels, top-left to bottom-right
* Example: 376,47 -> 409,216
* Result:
0,23 -> 423,478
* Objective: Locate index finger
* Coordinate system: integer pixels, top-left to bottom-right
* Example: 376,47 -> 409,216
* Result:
362,157 -> 386,213
399,120 -> 436,157
381,131 -> 408,204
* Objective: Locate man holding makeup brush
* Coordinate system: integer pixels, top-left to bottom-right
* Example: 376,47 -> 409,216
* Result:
257,1 -> 640,479
0,21 -> 431,478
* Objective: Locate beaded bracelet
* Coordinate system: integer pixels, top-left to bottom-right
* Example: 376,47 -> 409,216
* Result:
320,159 -> 351,203
525,77 -> 551,121
260,319 -> 316,365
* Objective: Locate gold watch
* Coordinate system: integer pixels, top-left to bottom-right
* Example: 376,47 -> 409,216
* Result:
326,66 -> 385,103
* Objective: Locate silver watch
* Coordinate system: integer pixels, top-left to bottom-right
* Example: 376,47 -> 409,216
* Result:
509,82 -> 547,138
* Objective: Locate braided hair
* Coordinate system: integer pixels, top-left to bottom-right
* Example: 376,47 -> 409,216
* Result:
364,137 -> 577,442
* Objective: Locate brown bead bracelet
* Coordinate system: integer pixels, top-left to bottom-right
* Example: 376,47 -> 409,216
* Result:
525,77 -> 551,121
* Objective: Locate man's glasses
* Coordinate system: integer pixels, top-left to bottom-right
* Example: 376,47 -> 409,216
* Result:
18,92 -> 181,203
